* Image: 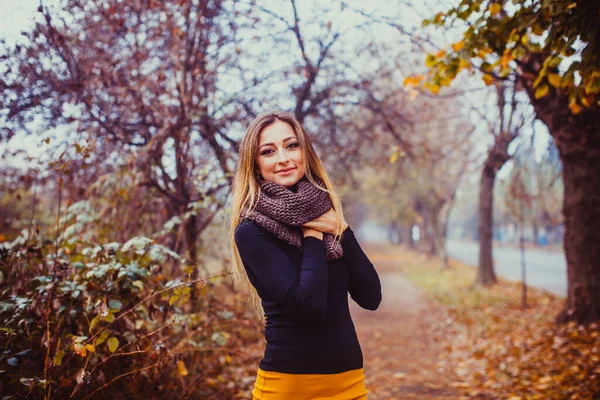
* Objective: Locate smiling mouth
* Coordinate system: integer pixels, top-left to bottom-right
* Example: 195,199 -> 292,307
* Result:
276,168 -> 296,174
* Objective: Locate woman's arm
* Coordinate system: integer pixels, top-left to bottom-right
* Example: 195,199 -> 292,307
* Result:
235,221 -> 328,320
341,226 -> 382,311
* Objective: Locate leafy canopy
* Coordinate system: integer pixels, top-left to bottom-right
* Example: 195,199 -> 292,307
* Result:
417,0 -> 599,114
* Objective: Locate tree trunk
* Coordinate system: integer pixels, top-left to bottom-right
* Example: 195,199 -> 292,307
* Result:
425,214 -> 437,256
476,165 -> 498,285
555,143 -> 600,322
408,221 -> 416,248
184,213 -> 198,268
520,53 -> 600,323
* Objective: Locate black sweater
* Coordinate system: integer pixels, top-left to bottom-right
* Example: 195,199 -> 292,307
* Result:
234,219 -> 382,374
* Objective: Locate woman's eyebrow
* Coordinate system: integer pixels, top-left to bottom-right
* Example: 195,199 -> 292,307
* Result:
259,136 -> 297,149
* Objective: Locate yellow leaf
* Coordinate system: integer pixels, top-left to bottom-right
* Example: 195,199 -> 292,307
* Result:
177,360 -> 189,376
389,149 -> 399,164
482,74 -> 494,85
428,84 -> 441,95
425,54 -> 437,67
581,96 -> 591,107
409,89 -> 419,102
85,344 -> 96,353
547,73 -> 561,88
440,78 -> 451,87
53,351 -> 64,366
458,58 -> 471,71
169,295 -> 180,306
477,47 -> 492,58
89,315 -> 101,333
403,76 -> 416,87
436,49 -> 446,58
103,312 -> 115,323
95,331 -> 109,346
569,101 -> 582,114
74,343 -> 87,357
534,84 -> 549,99
521,35 -> 529,45
452,40 -> 465,52
489,3 -> 502,15
107,337 -> 119,353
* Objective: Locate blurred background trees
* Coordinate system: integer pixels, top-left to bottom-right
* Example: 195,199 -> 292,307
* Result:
0,0 -> 596,398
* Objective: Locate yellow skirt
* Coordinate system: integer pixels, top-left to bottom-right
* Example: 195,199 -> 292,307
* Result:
252,367 -> 368,400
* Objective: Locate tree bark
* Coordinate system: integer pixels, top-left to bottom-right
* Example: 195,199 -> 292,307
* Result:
555,139 -> 600,323
532,221 -> 539,246
520,53 -> 600,323
476,165 -> 498,285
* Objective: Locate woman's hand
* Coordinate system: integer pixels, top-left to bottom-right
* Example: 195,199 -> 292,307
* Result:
302,226 -> 324,240
303,209 -> 348,236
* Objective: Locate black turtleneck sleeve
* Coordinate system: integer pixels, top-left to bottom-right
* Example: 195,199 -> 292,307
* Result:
341,226 -> 382,310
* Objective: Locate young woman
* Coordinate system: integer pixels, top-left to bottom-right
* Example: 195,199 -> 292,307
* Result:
229,111 -> 382,400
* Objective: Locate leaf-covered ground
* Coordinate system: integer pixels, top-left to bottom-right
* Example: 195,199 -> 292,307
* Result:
349,245 -> 458,399
356,244 -> 600,400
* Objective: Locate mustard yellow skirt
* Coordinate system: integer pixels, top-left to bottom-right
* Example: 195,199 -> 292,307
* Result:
251,367 -> 368,400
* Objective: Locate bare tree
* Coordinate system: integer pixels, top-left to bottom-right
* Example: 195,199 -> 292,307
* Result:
475,81 -> 529,286
0,0 -> 258,266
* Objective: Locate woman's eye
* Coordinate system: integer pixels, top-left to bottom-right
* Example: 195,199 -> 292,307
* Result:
287,142 -> 300,149
260,149 -> 274,156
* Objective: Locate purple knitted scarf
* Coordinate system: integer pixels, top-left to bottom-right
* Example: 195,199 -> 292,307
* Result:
243,176 -> 343,260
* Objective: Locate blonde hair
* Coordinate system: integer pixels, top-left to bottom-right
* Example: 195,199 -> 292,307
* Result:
229,111 -> 345,321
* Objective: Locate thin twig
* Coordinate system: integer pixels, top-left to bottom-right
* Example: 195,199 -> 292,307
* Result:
82,362 -> 160,400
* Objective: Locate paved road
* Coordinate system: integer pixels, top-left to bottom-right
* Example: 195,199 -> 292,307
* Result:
446,239 -> 567,297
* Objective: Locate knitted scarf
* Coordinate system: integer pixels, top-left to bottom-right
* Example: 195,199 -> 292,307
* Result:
242,176 -> 343,260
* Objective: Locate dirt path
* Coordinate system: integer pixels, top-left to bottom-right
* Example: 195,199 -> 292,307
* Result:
350,245 -> 460,400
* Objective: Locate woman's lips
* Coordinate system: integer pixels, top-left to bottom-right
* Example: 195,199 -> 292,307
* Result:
276,168 -> 296,175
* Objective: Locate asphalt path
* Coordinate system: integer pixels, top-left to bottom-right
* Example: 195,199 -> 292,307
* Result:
446,239 -> 567,297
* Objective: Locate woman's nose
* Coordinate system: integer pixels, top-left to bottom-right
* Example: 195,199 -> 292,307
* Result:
277,149 -> 290,163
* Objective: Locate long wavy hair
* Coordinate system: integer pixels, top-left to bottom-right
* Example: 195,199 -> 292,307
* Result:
229,111 -> 345,321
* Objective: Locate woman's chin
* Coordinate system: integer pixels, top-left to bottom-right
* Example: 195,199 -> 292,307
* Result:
275,174 -> 302,187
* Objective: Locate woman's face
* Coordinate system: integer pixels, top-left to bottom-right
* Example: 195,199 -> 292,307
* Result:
256,120 -> 306,187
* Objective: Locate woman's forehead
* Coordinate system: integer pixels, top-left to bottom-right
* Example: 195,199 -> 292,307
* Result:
258,121 -> 297,145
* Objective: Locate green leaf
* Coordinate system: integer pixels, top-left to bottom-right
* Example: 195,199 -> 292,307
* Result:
107,337 -> 119,353
73,336 -> 88,343
108,299 -> 123,311
132,280 -> 144,290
